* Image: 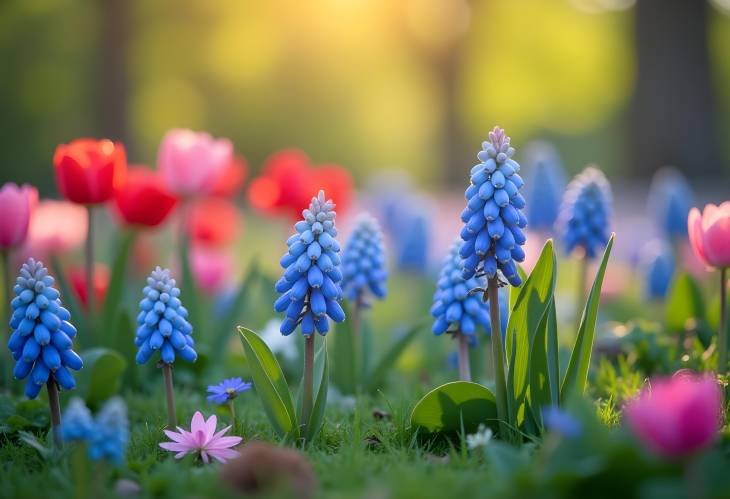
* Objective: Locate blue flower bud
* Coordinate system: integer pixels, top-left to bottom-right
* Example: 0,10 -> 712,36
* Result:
341,214 -> 388,302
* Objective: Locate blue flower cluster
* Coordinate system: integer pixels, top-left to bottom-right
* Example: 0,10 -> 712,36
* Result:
274,190 -> 346,336
647,167 -> 693,241
341,214 -> 387,302
460,126 -> 527,287
523,141 -> 566,232
557,166 -> 612,259
60,396 -> 129,464
640,240 -> 675,300
431,241 -> 489,336
135,267 -> 197,365
7,258 -> 82,399
207,377 -> 252,405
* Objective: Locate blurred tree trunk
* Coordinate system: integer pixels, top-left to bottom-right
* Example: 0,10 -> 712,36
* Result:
630,0 -> 722,178
438,44 -> 469,188
98,0 -> 130,148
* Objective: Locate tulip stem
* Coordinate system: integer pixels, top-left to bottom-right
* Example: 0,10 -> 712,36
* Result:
301,333 -> 315,441
456,331 -> 472,382
1,249 -> 12,389
47,380 -> 62,448
719,268 -> 728,375
162,363 -> 177,427
85,206 -> 95,322
486,277 -> 509,441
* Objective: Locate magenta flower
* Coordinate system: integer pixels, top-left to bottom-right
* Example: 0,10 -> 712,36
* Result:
159,411 -> 242,463
624,373 -> 722,459
0,182 -> 37,250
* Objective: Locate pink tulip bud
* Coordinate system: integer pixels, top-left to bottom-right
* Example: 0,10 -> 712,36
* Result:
688,202 -> 730,269
0,183 -> 37,250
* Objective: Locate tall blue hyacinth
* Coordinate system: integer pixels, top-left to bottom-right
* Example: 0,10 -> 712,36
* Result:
8,258 -> 82,399
523,141 -> 566,232
341,214 -> 387,302
135,267 -> 197,365
557,166 -> 612,259
460,126 -> 527,287
647,167 -> 693,241
274,190 -> 346,336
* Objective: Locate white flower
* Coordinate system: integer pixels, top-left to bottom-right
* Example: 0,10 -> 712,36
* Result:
259,319 -> 298,361
466,424 -> 493,450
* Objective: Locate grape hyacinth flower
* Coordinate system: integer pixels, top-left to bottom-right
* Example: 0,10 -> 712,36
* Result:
61,396 -> 129,464
8,258 -> 82,445
647,167 -> 693,241
135,266 -> 196,426
274,190 -> 345,436
395,213 -> 430,273
639,240 -> 675,300
523,142 -> 566,233
431,240 -> 489,381
458,126 -> 526,437
341,214 -> 387,303
159,411 -> 242,464
60,397 -> 94,442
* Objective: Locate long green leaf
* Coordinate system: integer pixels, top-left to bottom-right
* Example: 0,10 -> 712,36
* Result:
364,320 -> 424,393
505,240 -> 556,424
333,302 -> 357,394
561,234 -> 615,401
665,272 -> 704,333
545,300 -> 560,405
509,265 -> 528,311
305,339 -> 329,441
528,299 -> 551,428
237,326 -> 298,439
78,348 -> 127,410
212,261 -> 260,360
101,230 -> 136,341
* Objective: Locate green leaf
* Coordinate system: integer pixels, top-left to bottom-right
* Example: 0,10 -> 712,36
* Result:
212,261 -> 261,361
78,348 -> 127,409
545,300 -> 560,406
18,430 -> 53,459
509,265 -> 528,311
409,381 -> 499,437
364,320 -> 424,393
561,234 -> 615,401
528,298 -> 552,428
101,230 -> 136,342
333,301 -> 357,394
665,272 -> 704,333
505,240 -> 556,424
237,326 -> 298,439
180,236 -> 202,338
305,338 -> 329,441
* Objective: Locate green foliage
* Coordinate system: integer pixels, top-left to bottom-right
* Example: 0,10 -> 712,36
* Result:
0,395 -> 49,434
665,272 -> 704,333
300,339 -> 329,442
333,302 -> 358,394
364,321 -> 424,393
100,230 -> 136,341
77,348 -> 127,410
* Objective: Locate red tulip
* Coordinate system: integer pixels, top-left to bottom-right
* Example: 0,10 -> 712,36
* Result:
0,183 -> 37,250
187,198 -> 241,247
113,167 -> 178,228
68,263 -> 110,309
308,163 -> 353,216
54,139 -> 127,205
210,155 -> 248,197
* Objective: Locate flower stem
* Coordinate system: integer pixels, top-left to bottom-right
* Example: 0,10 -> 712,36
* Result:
46,380 -> 62,448
85,206 -> 95,318
72,443 -> 88,499
486,277 -> 509,441
301,334 -> 315,440
351,293 -> 364,389
1,249 -> 12,390
228,399 -> 236,428
719,268 -> 728,375
162,363 -> 177,427
456,331 -> 472,382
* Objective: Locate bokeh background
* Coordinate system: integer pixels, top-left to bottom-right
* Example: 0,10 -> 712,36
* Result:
2,0 -> 730,192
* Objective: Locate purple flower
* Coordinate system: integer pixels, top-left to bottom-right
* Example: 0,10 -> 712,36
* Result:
207,377 -> 252,405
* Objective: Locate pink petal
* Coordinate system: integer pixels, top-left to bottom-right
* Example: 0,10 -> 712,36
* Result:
704,215 -> 730,268
210,425 -> 232,441
174,451 -> 190,460
163,430 -> 188,443
190,411 -> 206,433
688,207 -> 710,267
208,448 -> 240,463
200,450 -> 210,464
160,442 -> 194,452
207,436 -> 242,449
204,413 -> 218,441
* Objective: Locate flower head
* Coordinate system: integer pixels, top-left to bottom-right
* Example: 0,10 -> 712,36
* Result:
88,396 -> 129,464
687,202 -> 730,269
557,166 -> 612,259
466,424 -> 493,450
0,183 -> 37,250
523,141 -> 566,232
207,377 -> 252,405
68,263 -> 110,310
21,200 -> 87,258
209,154 -> 248,197
7,258 -> 83,399
190,245 -> 234,294
341,214 -> 388,302
54,138 -> 127,205
624,373 -> 721,459
158,129 -> 233,197
274,191 -> 346,336
543,406 -> 582,438
639,240 -> 675,300
134,267 -> 197,365
395,212 -> 430,273
186,197 -> 240,247
648,167 -> 693,241
113,167 -> 178,228
159,411 -> 242,463
60,397 -> 94,442
460,126 -> 527,287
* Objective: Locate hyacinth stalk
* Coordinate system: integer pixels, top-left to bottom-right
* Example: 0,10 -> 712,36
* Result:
274,190 -> 345,437
459,126 -> 527,439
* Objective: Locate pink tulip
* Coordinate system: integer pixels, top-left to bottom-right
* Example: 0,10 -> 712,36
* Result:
190,245 -> 233,294
0,183 -> 37,250
158,129 -> 233,197
688,203 -> 730,269
624,373 -> 722,459
22,200 -> 88,258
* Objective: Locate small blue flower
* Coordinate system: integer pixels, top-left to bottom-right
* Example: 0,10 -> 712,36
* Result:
60,397 -> 94,442
523,141 -> 566,232
395,213 -> 430,273
7,258 -> 83,399
88,396 -> 129,464
431,241 -> 489,337
557,166 -> 612,259
647,167 -> 694,241
341,214 -> 388,302
274,190 -> 346,336
459,126 -> 527,287
134,267 -> 197,365
207,377 -> 252,405
543,406 -> 582,438
640,240 -> 675,300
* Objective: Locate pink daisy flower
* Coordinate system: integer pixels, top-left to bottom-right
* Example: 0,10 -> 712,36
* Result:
159,411 -> 242,463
